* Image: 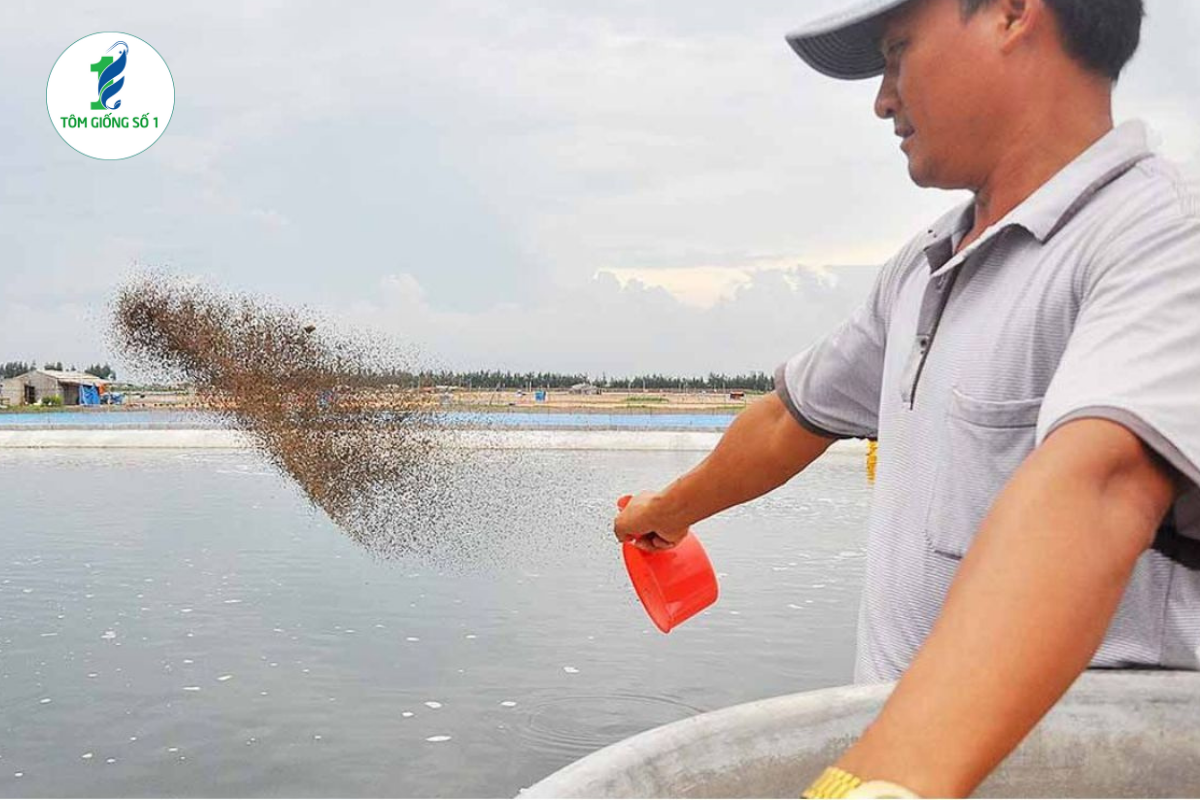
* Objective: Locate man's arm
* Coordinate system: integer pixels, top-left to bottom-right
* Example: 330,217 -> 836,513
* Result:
614,392 -> 837,550
830,418 -> 1183,797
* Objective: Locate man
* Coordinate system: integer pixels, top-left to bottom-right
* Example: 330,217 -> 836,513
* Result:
613,0 -> 1200,796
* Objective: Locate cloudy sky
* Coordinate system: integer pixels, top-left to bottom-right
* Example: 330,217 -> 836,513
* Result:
4,0 -> 1198,378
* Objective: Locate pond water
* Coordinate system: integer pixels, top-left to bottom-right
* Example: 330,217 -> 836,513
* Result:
0,447 -> 870,797
0,411 -> 735,431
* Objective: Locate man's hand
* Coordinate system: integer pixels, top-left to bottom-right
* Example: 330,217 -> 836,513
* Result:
613,491 -> 690,552
832,417 -> 1183,797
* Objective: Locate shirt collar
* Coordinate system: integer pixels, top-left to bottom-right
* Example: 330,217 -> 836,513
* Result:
1011,119 -> 1155,243
922,120 -> 1156,274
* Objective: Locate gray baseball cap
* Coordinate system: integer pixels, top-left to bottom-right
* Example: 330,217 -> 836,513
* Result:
786,0 -> 915,80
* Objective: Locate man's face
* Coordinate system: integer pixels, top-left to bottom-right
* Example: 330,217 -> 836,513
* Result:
874,0 -> 1005,190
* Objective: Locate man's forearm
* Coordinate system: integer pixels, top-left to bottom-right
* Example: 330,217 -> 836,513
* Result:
656,392 -> 836,530
834,419 -> 1179,797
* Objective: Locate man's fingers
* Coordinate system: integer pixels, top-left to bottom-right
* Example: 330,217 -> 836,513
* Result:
613,515 -> 633,542
613,496 -> 679,550
613,517 -> 666,549
631,532 -> 677,552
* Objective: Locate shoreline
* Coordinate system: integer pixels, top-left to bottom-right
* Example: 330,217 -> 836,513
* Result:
0,428 -> 868,454
0,390 -> 762,416
0,404 -> 749,417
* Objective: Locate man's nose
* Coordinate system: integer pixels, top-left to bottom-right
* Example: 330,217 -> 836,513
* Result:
874,75 -> 898,120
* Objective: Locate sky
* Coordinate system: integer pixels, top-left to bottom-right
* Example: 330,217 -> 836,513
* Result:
3,0 -> 1198,378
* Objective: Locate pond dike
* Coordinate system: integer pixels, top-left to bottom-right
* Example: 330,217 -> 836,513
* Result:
0,426 -> 868,453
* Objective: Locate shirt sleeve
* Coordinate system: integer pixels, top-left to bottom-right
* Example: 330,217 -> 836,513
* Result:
774,265 -> 890,441
1036,210 -> 1200,507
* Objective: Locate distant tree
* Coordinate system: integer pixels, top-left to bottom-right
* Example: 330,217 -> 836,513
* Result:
283,367 -> 773,392
84,363 -> 117,380
43,361 -> 64,371
2,361 -> 34,378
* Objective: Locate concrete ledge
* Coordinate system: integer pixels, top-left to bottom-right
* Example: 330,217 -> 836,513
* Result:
0,428 -> 868,454
0,429 -> 252,449
520,670 -> 1200,798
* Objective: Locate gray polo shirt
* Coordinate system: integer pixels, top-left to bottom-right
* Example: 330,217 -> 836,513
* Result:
775,120 -> 1200,684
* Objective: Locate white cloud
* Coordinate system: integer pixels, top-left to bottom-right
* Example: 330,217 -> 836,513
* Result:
331,265 -> 876,377
602,267 -> 754,309
598,256 -> 865,309
2,0 -> 1198,374
249,208 -> 290,231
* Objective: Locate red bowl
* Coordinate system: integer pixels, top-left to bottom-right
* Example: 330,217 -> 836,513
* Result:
618,496 -> 719,633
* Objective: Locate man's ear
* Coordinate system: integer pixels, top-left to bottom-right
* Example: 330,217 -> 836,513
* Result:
994,0 -> 1047,54
1002,0 -> 1028,30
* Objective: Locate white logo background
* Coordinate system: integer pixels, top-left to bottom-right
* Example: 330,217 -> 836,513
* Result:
47,32 -> 174,160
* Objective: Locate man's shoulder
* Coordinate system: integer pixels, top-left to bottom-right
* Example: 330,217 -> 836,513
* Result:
1128,154 -> 1200,221
1089,153 -> 1200,233
1063,153 -> 1200,296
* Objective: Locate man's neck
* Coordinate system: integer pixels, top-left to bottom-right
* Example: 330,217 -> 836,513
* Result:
958,110 -> 1115,255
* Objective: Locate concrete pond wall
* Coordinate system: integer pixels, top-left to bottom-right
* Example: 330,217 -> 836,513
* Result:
0,428 -> 867,454
521,670 -> 1200,798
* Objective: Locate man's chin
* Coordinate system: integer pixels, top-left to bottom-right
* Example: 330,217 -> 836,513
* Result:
906,159 -> 953,190
906,159 -> 934,188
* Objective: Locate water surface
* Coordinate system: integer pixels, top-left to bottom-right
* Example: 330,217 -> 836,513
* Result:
0,448 -> 870,797
0,411 -> 734,431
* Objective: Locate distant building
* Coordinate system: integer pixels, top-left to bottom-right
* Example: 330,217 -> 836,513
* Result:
0,369 -> 111,406
569,383 -> 601,395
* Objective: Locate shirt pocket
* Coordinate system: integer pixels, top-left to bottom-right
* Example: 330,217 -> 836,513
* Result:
924,389 -> 1043,559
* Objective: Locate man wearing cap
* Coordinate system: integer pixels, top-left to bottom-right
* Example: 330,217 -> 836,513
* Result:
613,0 -> 1200,796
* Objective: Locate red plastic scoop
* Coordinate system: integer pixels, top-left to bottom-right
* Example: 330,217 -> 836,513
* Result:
617,495 -> 719,633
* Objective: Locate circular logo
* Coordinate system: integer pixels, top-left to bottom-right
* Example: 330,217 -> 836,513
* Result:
47,32 -> 174,160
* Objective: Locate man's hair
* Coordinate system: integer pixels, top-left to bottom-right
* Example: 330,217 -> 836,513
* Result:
959,0 -> 1144,81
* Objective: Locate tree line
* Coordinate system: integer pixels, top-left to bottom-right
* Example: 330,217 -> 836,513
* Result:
375,370 -> 775,392
1,360 -> 767,391
1,362 -> 118,380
